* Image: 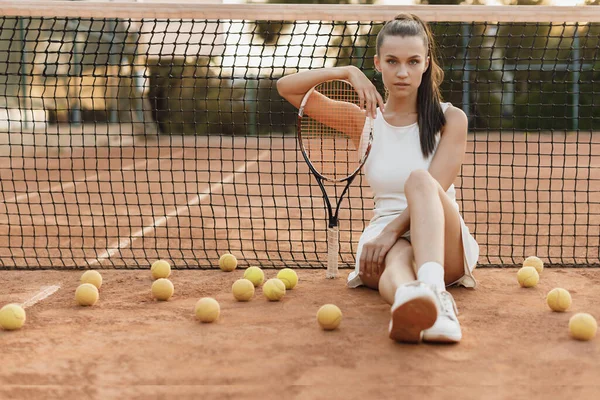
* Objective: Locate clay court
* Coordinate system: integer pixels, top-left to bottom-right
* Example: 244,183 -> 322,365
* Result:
1,268 -> 600,399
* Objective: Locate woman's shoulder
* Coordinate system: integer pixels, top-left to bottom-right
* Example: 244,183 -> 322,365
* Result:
442,103 -> 468,124
440,101 -> 454,114
440,104 -> 468,137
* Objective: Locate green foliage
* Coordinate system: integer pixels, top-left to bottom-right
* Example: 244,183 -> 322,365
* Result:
146,57 -> 297,136
140,19 -> 600,135
430,21 -> 600,130
147,57 -> 242,135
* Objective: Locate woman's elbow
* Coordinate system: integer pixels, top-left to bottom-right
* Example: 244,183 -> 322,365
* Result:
277,78 -> 297,106
276,77 -> 288,98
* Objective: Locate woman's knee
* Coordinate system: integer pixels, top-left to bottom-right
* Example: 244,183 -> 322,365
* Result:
405,169 -> 437,196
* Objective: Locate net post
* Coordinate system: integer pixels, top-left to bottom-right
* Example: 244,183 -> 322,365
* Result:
18,17 -> 30,129
461,22 -> 471,116
572,24 -> 580,132
72,27 -> 82,125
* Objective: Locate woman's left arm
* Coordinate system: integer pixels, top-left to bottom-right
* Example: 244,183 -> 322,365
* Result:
428,106 -> 469,190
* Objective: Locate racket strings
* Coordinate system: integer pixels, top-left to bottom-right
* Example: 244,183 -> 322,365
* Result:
300,80 -> 370,181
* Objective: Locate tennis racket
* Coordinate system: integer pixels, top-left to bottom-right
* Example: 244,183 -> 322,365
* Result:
297,79 -> 374,279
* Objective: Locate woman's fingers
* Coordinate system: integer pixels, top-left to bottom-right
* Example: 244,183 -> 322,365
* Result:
359,247 -> 370,277
366,91 -> 377,119
366,247 -> 375,277
377,250 -> 386,275
357,88 -> 366,112
371,248 -> 381,276
353,79 -> 384,119
363,244 -> 377,276
361,243 -> 386,280
366,87 -> 384,119
375,90 -> 385,113
357,89 -> 372,119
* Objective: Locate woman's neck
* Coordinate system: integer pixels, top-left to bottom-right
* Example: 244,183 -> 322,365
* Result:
380,94 -> 419,126
384,94 -> 418,115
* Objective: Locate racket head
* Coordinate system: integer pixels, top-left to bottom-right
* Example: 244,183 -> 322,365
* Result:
297,79 -> 374,182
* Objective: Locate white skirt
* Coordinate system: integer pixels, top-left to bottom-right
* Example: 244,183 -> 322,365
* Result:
347,213 -> 479,289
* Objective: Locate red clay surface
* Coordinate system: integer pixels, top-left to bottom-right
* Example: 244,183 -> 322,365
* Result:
1,268 -> 600,399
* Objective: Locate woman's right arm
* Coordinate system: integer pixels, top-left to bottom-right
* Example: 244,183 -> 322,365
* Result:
277,66 -> 351,109
276,65 -> 384,120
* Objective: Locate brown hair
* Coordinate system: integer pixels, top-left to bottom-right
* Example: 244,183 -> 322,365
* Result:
376,14 -> 445,158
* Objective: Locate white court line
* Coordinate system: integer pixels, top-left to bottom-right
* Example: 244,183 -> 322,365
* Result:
20,285 -> 61,309
87,151 -> 270,266
5,150 -> 184,205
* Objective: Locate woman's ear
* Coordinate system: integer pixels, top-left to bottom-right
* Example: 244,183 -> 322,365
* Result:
374,54 -> 382,73
424,56 -> 430,71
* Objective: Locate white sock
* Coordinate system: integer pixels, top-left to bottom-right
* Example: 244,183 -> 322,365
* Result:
417,261 -> 445,292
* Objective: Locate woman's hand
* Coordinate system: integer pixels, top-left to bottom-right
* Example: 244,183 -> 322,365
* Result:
359,229 -> 398,279
345,66 -> 385,120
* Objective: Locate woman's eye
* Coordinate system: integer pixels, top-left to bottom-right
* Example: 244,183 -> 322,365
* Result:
409,60 -> 419,65
387,60 -> 396,64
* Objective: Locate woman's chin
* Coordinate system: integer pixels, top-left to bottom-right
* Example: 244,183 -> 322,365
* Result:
389,89 -> 414,99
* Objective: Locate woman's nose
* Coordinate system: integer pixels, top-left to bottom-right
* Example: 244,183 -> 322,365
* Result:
396,66 -> 408,78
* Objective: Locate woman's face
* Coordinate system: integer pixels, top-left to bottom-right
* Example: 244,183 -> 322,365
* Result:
375,35 -> 430,99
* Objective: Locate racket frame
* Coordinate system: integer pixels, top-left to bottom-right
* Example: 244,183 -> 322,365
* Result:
297,79 -> 374,278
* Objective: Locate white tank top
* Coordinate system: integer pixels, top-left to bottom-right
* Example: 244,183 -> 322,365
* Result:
363,102 -> 459,223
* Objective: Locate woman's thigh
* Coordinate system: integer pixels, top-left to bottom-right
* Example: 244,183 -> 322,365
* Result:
435,184 -> 466,285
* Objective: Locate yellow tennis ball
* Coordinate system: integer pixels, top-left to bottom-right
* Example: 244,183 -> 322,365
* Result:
151,278 -> 174,301
317,304 -> 342,331
75,283 -> 99,306
569,313 -> 597,341
232,278 -> 255,301
243,266 -> 265,287
219,253 -> 237,272
277,268 -> 298,290
0,304 -> 26,330
263,278 -> 286,301
195,297 -> 220,323
151,260 -> 172,280
546,288 -> 572,312
81,270 -> 103,289
517,266 -> 539,288
523,256 -> 544,274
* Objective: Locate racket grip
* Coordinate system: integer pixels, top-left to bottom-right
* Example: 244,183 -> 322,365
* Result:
326,225 -> 339,279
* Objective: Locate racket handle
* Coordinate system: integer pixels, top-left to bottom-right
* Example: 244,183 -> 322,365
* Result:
326,225 -> 339,279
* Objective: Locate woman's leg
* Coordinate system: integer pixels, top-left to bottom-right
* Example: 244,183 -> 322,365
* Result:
403,169 -> 467,343
404,169 -> 465,285
360,239 -> 439,343
360,238 -> 415,304
360,169 -> 468,343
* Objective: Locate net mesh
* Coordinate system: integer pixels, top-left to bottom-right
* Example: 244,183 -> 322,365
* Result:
1,5 -> 600,269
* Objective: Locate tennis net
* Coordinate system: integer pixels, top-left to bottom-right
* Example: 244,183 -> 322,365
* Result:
1,2 -> 600,269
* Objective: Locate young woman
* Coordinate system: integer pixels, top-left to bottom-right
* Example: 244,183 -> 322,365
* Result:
277,13 -> 479,344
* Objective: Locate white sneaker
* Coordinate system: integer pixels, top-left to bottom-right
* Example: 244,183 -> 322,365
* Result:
389,281 -> 438,343
422,290 -> 462,344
